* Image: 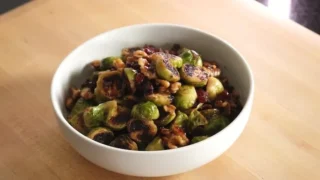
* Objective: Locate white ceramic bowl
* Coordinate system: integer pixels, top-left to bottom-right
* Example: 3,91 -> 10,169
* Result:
51,24 -> 254,177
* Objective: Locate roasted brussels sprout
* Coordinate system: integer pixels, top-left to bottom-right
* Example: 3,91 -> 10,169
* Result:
82,104 -> 105,128
180,64 -> 208,87
101,56 -> 125,70
94,71 -> 123,102
124,68 -> 137,93
206,77 -> 224,100
145,136 -> 164,151
179,48 -> 202,67
127,119 -> 158,143
174,85 -> 197,110
68,98 -> 93,118
191,136 -> 208,144
87,127 -> 114,144
131,101 -> 159,120
154,105 -> 176,126
203,115 -> 229,135
68,113 -> 87,134
145,93 -> 173,106
187,109 -> 208,132
108,105 -> 131,131
109,134 -> 138,150
151,52 -> 180,82
171,111 -> 188,129
200,108 -> 220,120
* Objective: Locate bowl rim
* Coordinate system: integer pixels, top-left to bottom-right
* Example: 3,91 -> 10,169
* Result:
51,23 -> 254,154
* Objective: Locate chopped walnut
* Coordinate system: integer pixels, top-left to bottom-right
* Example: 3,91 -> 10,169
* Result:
121,48 -> 131,60
138,58 -> 157,79
156,79 -> 170,88
169,82 -> 181,94
158,86 -> 169,93
160,127 -> 189,149
163,104 -> 176,114
133,50 -> 148,58
80,87 -> 94,100
90,60 -> 101,70
203,61 -> 221,77
65,97 -> 74,110
65,87 -> 80,110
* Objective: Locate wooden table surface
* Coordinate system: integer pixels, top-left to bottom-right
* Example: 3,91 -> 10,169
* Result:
1,0 -> 320,179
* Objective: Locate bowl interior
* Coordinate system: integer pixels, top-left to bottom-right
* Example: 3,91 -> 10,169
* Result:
51,24 -> 253,144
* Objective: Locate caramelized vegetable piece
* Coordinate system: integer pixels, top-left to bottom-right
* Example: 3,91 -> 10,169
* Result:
206,77 -> 224,100
151,52 -> 180,82
145,136 -> 164,151
203,115 -> 230,135
180,64 -> 208,87
179,48 -> 202,67
68,98 -> 93,118
127,119 -> 158,143
171,111 -> 189,129
107,105 -> 131,131
187,109 -> 208,133
174,85 -> 197,110
200,108 -> 220,120
191,136 -> 208,144
87,127 -> 114,144
94,71 -> 123,103
68,113 -> 87,134
101,56 -> 125,70
109,134 -> 138,150
124,68 -> 137,93
131,101 -> 159,120
83,105 -> 105,129
145,93 -> 173,106
154,105 -> 176,126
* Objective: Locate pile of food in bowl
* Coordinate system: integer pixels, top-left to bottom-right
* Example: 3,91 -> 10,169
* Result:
64,44 -> 243,151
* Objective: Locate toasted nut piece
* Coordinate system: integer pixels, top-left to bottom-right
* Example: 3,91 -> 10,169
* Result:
163,104 -> 176,114
91,60 -> 101,70
65,97 -> 74,110
133,50 -> 148,58
70,87 -> 80,100
169,82 -> 181,94
80,87 -> 94,100
156,79 -> 170,88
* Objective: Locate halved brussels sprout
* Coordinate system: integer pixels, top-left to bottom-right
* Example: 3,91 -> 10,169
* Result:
68,113 -> 87,134
206,77 -> 224,100
117,95 -> 139,108
87,127 -> 114,144
82,104 -> 105,128
124,68 -> 137,93
145,136 -> 164,151
69,98 -> 93,118
200,108 -> 220,120
174,85 -> 197,110
131,101 -> 159,120
145,93 -> 173,106
203,115 -> 230,135
187,109 -> 208,133
180,64 -> 208,87
101,56 -> 125,70
108,105 -> 131,131
191,136 -> 208,144
170,111 -> 188,129
169,55 -> 183,68
109,134 -> 138,150
179,48 -> 202,67
94,71 -> 123,103
154,105 -> 176,126
151,52 -> 180,82
127,119 -> 158,143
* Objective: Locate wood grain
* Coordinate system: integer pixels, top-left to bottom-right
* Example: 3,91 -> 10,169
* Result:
1,0 -> 320,179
